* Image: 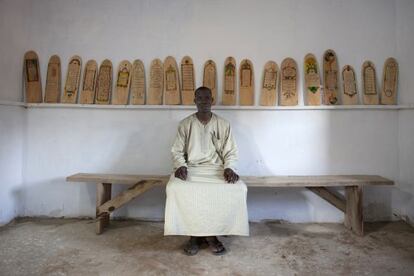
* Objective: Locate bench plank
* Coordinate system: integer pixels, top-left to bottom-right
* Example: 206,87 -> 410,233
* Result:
67,173 -> 394,187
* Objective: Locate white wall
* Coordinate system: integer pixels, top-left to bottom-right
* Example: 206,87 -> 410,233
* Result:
0,0 -> 413,223
0,105 -> 25,225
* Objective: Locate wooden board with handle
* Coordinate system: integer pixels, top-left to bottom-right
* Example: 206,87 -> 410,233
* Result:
181,56 -> 195,105
164,56 -> 181,105
259,61 -> 278,106
239,59 -> 254,106
280,57 -> 298,106
342,65 -> 359,105
203,59 -> 217,104
147,59 -> 163,105
24,50 -> 42,103
381,57 -> 398,105
130,59 -> 146,105
79,60 -> 98,104
323,49 -> 339,105
222,57 -> 237,105
62,55 -> 82,104
95,59 -> 112,104
304,53 -> 321,106
44,55 -> 61,103
112,60 -> 132,105
361,61 -> 379,105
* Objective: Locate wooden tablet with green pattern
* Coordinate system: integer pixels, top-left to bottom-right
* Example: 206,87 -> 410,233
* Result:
304,53 -> 321,106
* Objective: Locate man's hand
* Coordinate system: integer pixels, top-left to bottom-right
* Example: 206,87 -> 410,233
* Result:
224,168 -> 239,184
175,166 -> 188,181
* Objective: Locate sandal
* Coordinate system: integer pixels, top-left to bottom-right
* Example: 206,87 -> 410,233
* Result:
183,237 -> 201,256
206,236 -> 227,256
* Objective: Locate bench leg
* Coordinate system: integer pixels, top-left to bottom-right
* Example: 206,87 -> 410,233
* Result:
344,185 -> 363,236
96,183 -> 112,234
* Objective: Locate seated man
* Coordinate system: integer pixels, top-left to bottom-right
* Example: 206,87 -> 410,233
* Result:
164,86 -> 249,256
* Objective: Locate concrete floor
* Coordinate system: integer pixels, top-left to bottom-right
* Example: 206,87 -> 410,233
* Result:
0,219 -> 413,276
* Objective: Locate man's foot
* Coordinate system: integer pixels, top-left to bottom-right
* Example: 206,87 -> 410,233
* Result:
205,236 -> 227,255
183,237 -> 202,256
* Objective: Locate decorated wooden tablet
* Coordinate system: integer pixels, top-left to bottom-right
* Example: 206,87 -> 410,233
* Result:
381,57 -> 398,105
222,57 -> 236,105
130,59 -> 146,105
304,53 -> 321,106
239,59 -> 254,106
361,61 -> 379,105
147,59 -> 163,105
181,56 -> 195,105
112,60 -> 132,105
62,55 -> 82,103
24,50 -> 42,103
259,61 -> 278,106
323,49 -> 339,105
44,55 -> 61,103
280,57 -> 298,106
342,65 -> 358,105
203,60 -> 217,104
79,60 -> 98,104
164,56 -> 180,105
95,59 -> 112,104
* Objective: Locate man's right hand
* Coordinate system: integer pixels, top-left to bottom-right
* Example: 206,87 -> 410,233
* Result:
174,166 -> 188,181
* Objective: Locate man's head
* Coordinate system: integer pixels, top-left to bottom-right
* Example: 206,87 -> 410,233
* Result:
194,86 -> 213,113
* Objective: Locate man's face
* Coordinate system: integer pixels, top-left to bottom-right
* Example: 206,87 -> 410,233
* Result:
194,90 -> 213,113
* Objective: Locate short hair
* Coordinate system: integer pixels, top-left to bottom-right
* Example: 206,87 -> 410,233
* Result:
194,86 -> 212,97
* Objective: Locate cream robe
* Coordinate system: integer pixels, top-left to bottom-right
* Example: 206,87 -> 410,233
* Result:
164,113 -> 249,236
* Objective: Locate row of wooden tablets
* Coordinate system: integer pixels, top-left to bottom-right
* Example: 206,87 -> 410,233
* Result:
23,50 -> 398,105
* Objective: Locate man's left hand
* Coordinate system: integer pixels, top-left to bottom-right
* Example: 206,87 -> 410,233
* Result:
224,168 -> 239,184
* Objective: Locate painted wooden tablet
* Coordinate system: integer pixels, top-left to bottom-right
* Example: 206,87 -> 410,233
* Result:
239,59 -> 254,106
130,59 -> 146,105
203,60 -> 217,104
259,61 -> 278,106
62,55 -> 82,104
44,55 -> 61,103
361,61 -> 379,105
222,57 -> 236,105
342,65 -> 358,105
323,49 -> 339,105
304,53 -> 321,106
280,57 -> 298,106
147,59 -> 163,105
181,56 -> 195,105
79,60 -> 98,104
95,59 -> 112,104
24,50 -> 42,103
381,57 -> 398,105
164,56 -> 180,105
112,60 -> 132,105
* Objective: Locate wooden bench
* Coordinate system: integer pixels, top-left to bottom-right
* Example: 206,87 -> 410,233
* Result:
66,173 -> 394,236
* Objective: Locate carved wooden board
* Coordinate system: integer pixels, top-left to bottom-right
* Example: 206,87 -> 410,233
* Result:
222,57 -> 236,105
130,59 -> 146,105
62,55 -> 82,104
203,60 -> 217,104
79,60 -> 98,104
181,56 -> 195,105
361,61 -> 379,105
147,59 -> 163,105
304,53 -> 321,106
381,57 -> 398,105
95,59 -> 112,104
259,61 -> 278,106
323,49 -> 339,105
24,50 -> 42,103
164,56 -> 180,105
44,55 -> 61,103
239,59 -> 254,106
112,60 -> 132,105
342,65 -> 358,105
280,57 -> 298,106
